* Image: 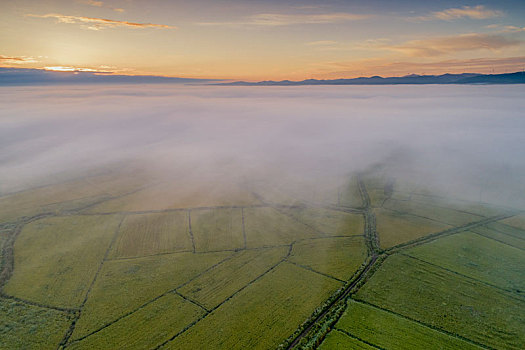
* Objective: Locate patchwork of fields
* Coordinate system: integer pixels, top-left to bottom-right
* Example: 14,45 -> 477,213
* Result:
1,169 -> 524,349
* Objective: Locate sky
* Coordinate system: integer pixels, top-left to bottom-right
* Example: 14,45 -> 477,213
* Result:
1,0 -> 525,80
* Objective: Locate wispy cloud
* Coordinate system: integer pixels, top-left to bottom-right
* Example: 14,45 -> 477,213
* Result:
392,33 -> 521,57
0,55 -> 37,64
486,24 -> 525,33
27,13 -> 175,30
199,12 -> 369,26
305,40 -> 339,46
416,5 -> 503,21
79,0 -> 125,12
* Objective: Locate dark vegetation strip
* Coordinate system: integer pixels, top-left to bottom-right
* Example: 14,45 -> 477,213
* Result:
154,244 -> 294,349
399,253 -> 525,301
58,216 -> 126,349
286,261 -> 346,283
173,291 -> 210,313
386,214 -> 516,254
0,213 -> 54,290
333,328 -> 384,350
352,299 -> 494,350
187,210 -> 196,253
0,293 -> 78,314
241,207 -> 247,249
470,230 -> 525,251
477,224 -> 525,241
66,251 -> 239,345
380,205 -> 458,227
283,175 -> 382,349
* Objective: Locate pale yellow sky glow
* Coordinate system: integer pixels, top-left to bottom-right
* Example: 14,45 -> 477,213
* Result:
1,1 -> 524,80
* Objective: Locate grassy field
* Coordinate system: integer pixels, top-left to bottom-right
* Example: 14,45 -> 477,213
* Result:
318,329 -> 375,350
179,247 -> 289,309
485,221 -> 525,239
501,214 -> 525,231
375,208 -> 451,249
244,207 -> 319,248
110,212 -> 192,258
4,215 -> 122,308
354,254 -> 525,349
68,293 -> 205,349
405,231 -> 525,293
0,298 -> 72,349
71,251 -> 231,340
191,208 -> 244,252
332,300 -> 482,349
161,262 -> 341,349
282,208 -> 364,236
287,236 -> 366,281
383,199 -> 483,226
471,226 -> 525,250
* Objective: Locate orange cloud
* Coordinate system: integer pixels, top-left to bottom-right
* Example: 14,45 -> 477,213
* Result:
199,12 -> 369,26
78,0 -> 125,13
392,33 -> 521,56
417,5 -> 503,21
0,55 -> 37,64
27,13 -> 175,30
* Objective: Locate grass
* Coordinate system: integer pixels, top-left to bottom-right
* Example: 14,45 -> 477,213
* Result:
282,208 -> 364,236
0,298 -> 72,349
86,182 -> 260,213
485,221 -> 525,240
318,329 -> 375,350
191,208 -> 244,252
354,254 -> 525,349
110,212 -> 192,258
375,208 -> 451,249
244,207 -> 318,248
338,177 -> 362,208
71,251 -> 232,340
288,237 -> 367,281
471,226 -> 525,250
332,300 -> 482,350
383,199 -> 483,226
67,293 -> 205,349
501,214 -> 525,231
405,231 -> 525,293
178,247 -> 289,309
161,262 -> 341,350
4,215 -> 122,308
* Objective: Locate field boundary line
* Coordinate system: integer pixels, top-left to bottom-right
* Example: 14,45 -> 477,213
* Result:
332,328 -> 383,349
0,293 -> 78,313
285,261 -> 345,283
470,230 -> 525,251
351,299 -> 493,350
187,210 -> 196,253
386,214 -> 515,253
173,291 -> 210,313
399,253 -> 525,302
474,224 -> 525,241
58,215 -> 126,348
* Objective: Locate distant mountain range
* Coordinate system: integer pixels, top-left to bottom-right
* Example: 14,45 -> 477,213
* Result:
1,68 -> 524,86
0,68 -> 217,85
220,71 -> 525,86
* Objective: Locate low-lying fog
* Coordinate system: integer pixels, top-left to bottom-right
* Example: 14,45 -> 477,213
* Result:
1,84 -> 524,208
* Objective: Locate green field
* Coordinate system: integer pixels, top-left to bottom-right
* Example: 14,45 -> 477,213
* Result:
4,215 -> 122,308
288,236 -> 366,281
375,208 -> 451,249
405,231 -> 525,293
0,298 -> 72,349
191,208 -> 244,252
161,262 -> 341,349
71,251 -> 231,339
354,254 -> 525,349
68,293 -> 205,350
331,300 -> 482,349
110,212 -> 192,258
3,169 -> 525,349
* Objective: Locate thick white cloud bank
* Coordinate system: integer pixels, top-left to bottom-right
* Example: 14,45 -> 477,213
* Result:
1,84 -> 524,208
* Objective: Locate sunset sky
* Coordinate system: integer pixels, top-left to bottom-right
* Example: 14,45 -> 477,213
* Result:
1,0 -> 524,80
